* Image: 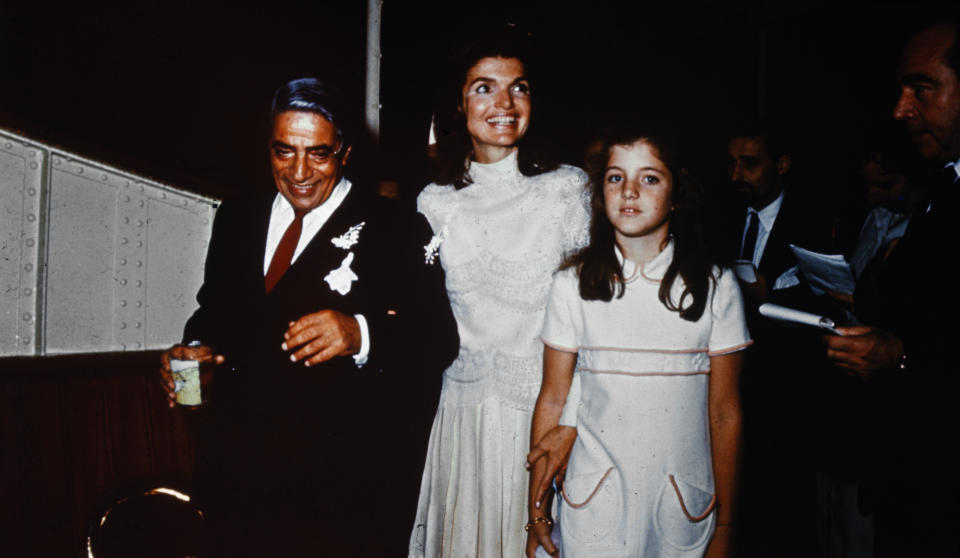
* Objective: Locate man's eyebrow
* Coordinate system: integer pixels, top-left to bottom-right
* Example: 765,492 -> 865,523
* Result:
271,140 -> 292,149
306,144 -> 336,152
901,72 -> 939,86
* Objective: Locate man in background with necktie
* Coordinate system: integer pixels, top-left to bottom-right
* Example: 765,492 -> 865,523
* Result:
726,120 -> 836,555
158,78 -> 458,555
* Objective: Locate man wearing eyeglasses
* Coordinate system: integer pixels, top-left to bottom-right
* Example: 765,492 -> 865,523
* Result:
159,78 -> 458,555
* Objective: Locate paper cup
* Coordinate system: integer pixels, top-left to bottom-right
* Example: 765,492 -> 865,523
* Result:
169,359 -> 203,406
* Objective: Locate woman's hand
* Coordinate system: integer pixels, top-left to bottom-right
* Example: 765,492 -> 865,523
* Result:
704,523 -> 734,558
524,519 -> 557,558
527,425 -> 577,509
159,344 -> 224,408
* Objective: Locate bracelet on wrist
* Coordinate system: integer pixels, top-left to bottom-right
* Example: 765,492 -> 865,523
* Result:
524,516 -> 553,531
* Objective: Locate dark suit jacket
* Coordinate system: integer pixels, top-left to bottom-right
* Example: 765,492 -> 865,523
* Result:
855,175 -> 960,485
182,185 -> 458,551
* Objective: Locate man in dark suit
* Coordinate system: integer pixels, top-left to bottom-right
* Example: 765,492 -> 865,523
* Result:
726,123 -> 835,555
825,17 -> 960,556
159,78 -> 458,555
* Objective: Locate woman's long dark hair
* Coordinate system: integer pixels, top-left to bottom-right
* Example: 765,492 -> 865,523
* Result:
565,126 -> 714,322
431,27 -> 557,188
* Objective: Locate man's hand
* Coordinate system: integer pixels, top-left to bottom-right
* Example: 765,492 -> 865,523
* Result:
824,325 -> 903,379
159,344 -> 224,408
282,310 -> 361,366
526,425 -> 577,510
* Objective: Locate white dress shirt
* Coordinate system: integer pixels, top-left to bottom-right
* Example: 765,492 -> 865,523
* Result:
263,178 -> 369,366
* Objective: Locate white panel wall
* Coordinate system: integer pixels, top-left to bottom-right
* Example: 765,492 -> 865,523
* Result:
0,128 -> 218,357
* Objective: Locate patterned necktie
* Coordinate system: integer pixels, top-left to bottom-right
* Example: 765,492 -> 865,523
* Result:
740,210 -> 759,262
265,209 -> 307,293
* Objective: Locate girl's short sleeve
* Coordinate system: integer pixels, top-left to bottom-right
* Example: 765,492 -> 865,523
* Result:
541,269 -> 583,354
708,268 -> 753,355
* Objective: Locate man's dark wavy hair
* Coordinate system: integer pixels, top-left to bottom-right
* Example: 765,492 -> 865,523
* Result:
271,78 -> 353,156
430,27 -> 557,188
564,124 -> 715,322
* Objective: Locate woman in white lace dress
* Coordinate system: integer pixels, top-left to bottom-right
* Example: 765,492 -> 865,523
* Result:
409,30 -> 589,558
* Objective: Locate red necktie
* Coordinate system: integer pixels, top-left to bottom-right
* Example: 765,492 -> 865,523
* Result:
265,210 -> 306,293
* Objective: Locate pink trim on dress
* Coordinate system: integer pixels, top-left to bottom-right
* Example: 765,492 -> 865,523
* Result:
581,368 -> 710,377
669,474 -> 717,522
561,467 -> 615,509
706,339 -> 754,356
540,338 -> 579,354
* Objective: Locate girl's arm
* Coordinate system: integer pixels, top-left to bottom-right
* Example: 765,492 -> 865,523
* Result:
705,350 -> 744,558
525,345 -> 577,558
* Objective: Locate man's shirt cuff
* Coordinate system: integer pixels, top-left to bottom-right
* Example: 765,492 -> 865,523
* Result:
353,314 -> 370,367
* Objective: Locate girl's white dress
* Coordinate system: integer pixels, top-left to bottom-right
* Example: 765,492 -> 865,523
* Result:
409,151 -> 589,558
540,242 -> 751,557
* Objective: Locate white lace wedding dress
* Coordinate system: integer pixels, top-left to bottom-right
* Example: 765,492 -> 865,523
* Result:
409,151 -> 589,557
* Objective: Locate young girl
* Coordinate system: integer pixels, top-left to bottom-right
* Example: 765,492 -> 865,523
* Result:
526,127 -> 751,558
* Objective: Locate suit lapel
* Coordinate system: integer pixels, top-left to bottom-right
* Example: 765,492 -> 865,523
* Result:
268,187 -> 366,297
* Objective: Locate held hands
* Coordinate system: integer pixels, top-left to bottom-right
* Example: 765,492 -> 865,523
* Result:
526,425 -> 577,509
525,425 -> 576,558
159,344 -> 224,408
282,309 -> 361,366
824,325 -> 903,379
524,518 -> 557,558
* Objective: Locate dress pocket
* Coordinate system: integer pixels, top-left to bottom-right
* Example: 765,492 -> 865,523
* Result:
654,474 -> 716,551
559,466 -> 622,543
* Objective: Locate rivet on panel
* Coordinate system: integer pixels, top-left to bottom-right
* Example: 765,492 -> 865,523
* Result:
120,279 -> 127,285
102,174 -> 108,181
77,167 -> 84,174
26,214 -> 35,222
23,288 -> 32,296
25,239 -> 35,247
135,280 -> 142,288
161,193 -> 166,198
139,185 -> 145,192
120,300 -> 127,307
124,195 -> 131,203
136,241 -> 143,248
135,342 -> 142,349
139,200 -> 145,208
137,220 -> 143,227
120,258 -> 127,266
4,142 -> 11,149
23,337 -> 31,345
54,158 -> 61,165
29,151 -> 36,157
136,260 -> 142,267
121,237 -> 128,244
22,313 -> 31,322
29,162 -> 38,170
136,322 -> 142,329
136,300 -> 143,307
28,188 -> 36,196
121,344 -> 127,350
120,322 -> 127,329
24,264 -> 33,272
123,217 -> 130,224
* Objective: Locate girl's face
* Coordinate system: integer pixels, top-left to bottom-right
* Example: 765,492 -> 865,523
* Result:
603,140 -> 673,250
460,56 -> 531,162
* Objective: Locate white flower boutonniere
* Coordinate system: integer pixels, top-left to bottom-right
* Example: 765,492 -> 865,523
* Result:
424,229 -> 445,265
324,252 -> 358,295
331,222 -> 366,250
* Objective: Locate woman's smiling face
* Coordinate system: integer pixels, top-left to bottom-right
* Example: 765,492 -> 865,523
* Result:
460,56 -> 531,163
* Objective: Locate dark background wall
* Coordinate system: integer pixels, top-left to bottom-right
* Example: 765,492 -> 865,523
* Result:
0,1 -> 942,556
